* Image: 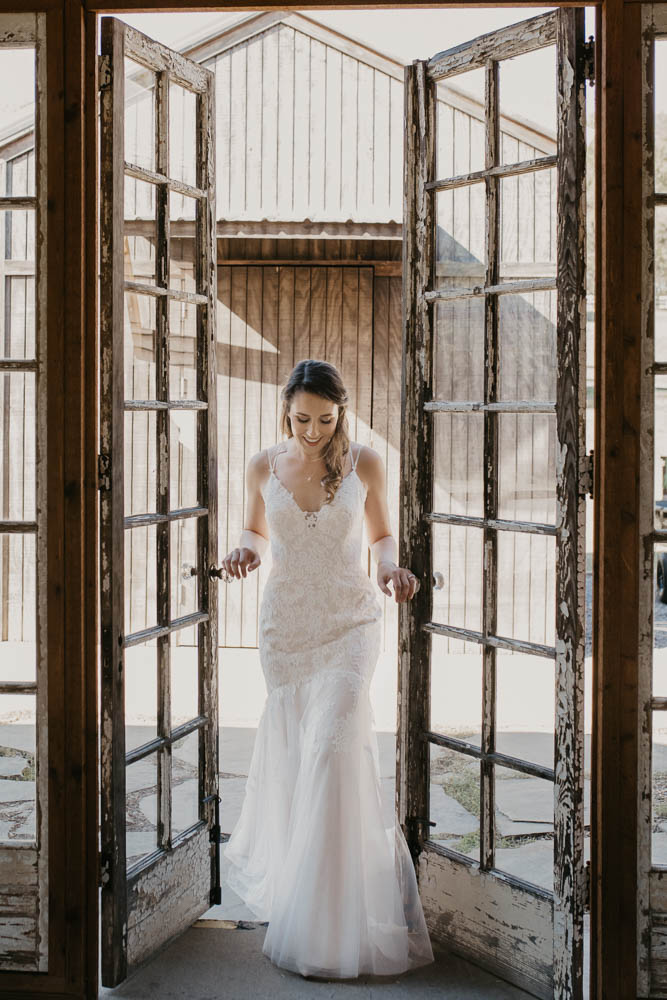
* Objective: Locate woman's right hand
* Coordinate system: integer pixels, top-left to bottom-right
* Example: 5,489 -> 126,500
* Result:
220,546 -> 261,579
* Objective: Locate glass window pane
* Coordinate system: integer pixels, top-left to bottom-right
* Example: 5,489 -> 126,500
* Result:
499,168 -> 556,281
124,523 -> 157,635
654,545 -> 667,697
0,50 -> 35,195
494,766 -> 554,892
430,633 -> 481,747
172,729 -> 199,837
126,751 -> 158,869
0,693 -> 36,840
171,627 -> 199,726
655,204 -> 667,360
169,298 -> 198,401
2,207 -> 35,263
653,710 -> 667,865
124,292 -> 157,400
171,517 -> 199,620
498,46 -> 557,166
435,69 -> 486,178
0,371 -> 35,521
2,275 -> 35,360
497,532 -> 556,647
124,179 -> 156,285
170,409 -> 198,510
432,297 -> 485,402
124,58 -> 156,172
435,183 -> 486,283
169,193 -> 197,295
496,650 -> 555,772
124,409 -> 156,518
433,412 -> 484,518
124,641 -> 158,753
0,532 -> 35,680
498,291 -> 556,402
498,412 -> 556,525
429,743 -> 480,860
431,523 -> 483,632
169,82 -> 197,187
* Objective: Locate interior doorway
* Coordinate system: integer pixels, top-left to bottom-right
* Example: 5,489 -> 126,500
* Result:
0,6 -> 596,998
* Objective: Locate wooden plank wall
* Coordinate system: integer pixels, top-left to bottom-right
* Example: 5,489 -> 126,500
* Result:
208,22 -> 403,225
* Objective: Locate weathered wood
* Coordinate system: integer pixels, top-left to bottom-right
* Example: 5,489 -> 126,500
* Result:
553,10 -> 587,995
125,826 -> 209,973
426,153 -> 557,193
423,620 -> 556,658
427,12 -> 557,81
124,161 -> 205,201
99,15 -> 128,988
426,730 -> 556,782
481,55 -> 499,875
397,59 -> 434,856
425,276 -> 557,302
418,845 -> 554,1000
426,399 -> 556,412
425,511 -> 557,536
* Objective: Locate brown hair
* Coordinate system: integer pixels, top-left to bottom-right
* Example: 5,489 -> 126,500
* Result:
278,359 -> 351,506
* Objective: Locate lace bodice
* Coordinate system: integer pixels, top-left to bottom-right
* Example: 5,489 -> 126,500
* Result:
260,441 -> 369,578
257,440 -> 383,694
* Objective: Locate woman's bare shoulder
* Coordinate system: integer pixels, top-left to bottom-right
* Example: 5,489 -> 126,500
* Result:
246,447 -> 275,485
352,443 -> 384,485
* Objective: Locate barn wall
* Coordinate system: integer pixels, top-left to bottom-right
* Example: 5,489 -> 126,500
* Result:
205,21 -> 403,225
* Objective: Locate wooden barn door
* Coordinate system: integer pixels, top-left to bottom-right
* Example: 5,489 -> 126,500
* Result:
399,10 -> 588,999
99,19 -> 218,986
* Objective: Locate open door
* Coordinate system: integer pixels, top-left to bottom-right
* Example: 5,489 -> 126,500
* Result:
98,19 -> 218,986
398,10 -> 588,999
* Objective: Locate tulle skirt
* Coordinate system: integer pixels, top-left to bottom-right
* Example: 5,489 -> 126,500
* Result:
222,667 -> 435,979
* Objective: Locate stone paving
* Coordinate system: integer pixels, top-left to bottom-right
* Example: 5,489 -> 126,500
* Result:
0,723 -> 596,896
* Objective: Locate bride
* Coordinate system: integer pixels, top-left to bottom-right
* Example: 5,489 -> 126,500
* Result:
218,358 -> 434,979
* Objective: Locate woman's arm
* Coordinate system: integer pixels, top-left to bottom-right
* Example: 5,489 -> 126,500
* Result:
359,446 -> 419,603
220,450 -> 270,579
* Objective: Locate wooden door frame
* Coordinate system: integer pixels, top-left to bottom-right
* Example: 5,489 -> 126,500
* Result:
0,1 -> 640,998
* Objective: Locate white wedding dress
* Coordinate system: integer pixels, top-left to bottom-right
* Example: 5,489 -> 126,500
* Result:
222,440 -> 434,979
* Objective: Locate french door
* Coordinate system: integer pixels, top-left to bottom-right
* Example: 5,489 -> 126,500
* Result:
398,10 -> 588,999
98,19 -> 218,986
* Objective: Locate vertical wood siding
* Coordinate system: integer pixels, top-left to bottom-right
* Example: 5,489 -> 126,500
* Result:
209,24 -> 404,224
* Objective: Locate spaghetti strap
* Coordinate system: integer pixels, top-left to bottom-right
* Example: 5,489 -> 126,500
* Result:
267,445 -> 278,474
351,443 -> 362,472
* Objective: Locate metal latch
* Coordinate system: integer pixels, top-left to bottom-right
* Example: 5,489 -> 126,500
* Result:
98,453 -> 111,492
583,36 -> 595,86
99,852 -> 112,888
98,54 -> 112,91
580,450 -> 594,499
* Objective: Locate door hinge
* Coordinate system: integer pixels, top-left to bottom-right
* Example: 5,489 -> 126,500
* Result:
582,858 -> 591,912
98,54 -> 112,91
98,453 -> 111,492
99,852 -> 112,889
583,36 -> 595,86
580,450 -> 594,499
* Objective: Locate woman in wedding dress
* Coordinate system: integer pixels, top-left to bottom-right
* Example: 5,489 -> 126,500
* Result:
218,358 -> 434,979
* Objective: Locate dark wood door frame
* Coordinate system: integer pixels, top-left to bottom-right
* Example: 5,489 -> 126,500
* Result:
0,1 -> 640,998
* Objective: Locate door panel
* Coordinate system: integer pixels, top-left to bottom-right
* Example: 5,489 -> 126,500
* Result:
99,19 -> 218,986
398,11 -> 587,998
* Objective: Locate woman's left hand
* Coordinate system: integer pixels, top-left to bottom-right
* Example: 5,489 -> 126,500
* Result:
377,561 -> 419,603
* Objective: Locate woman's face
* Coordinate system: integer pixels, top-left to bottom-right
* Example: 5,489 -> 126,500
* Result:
289,390 -> 339,457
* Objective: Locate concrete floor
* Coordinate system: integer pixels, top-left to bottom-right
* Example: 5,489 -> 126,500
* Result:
100,921 -> 538,1000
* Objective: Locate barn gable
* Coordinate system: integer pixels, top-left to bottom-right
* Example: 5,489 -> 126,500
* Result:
175,10 -> 555,229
